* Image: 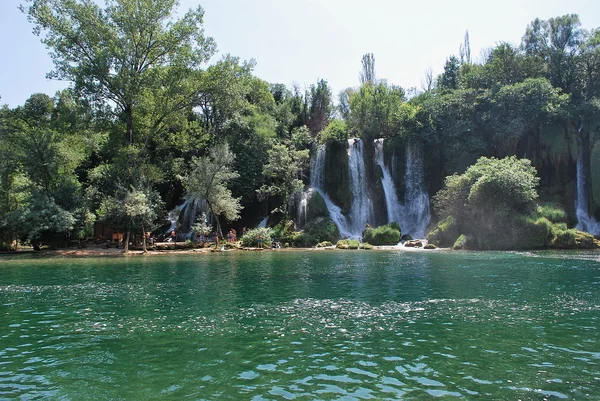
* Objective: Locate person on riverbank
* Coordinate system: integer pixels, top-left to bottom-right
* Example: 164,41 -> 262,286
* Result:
213,231 -> 219,249
258,234 -> 263,249
170,230 -> 176,244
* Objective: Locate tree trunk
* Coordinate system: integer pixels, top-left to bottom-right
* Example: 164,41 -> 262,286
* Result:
124,230 -> 130,254
142,224 -> 147,253
125,104 -> 133,144
31,239 -> 40,251
207,200 -> 223,240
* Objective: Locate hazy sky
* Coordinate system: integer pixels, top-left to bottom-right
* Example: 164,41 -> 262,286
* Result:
1,0 -> 599,107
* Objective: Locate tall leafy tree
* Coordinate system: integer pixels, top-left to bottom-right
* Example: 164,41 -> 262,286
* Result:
257,143 -> 309,218
306,79 -> 333,137
23,0 -> 216,145
359,53 -> 376,85
183,144 -> 242,237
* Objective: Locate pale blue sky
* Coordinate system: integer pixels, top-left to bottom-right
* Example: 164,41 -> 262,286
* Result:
1,0 -> 599,107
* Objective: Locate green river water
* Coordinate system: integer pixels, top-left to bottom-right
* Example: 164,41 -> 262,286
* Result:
0,250 -> 599,400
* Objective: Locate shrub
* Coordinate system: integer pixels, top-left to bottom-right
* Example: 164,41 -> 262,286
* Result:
424,243 -> 438,249
363,223 -> 400,245
361,242 -> 374,250
240,227 -> 273,248
316,241 -> 333,248
336,239 -> 360,249
317,120 -> 349,144
533,203 -> 568,224
426,216 -> 458,247
299,217 -> 340,247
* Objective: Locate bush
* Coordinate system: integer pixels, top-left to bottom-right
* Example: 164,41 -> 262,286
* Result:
240,227 -> 273,248
363,223 -> 401,245
298,217 -> 340,247
424,243 -> 438,249
336,239 -> 360,249
361,242 -> 374,250
426,216 -> 458,247
533,203 -> 568,224
316,241 -> 333,248
317,120 -> 348,144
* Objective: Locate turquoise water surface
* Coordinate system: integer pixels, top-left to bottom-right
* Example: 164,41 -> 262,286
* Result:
1,250 -> 599,400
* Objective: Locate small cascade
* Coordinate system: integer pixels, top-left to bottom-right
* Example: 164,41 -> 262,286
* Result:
347,138 -> 374,236
375,139 -> 402,224
165,198 -> 210,240
301,145 -> 354,238
402,142 -> 431,238
258,216 -> 269,228
575,123 -> 600,234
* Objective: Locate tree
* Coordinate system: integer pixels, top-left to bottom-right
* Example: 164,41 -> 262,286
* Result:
432,156 -> 543,249
438,56 -> 461,90
522,14 -> 583,93
257,143 -> 309,218
99,187 -> 161,253
359,53 -> 376,85
459,30 -> 471,64
183,144 -> 242,237
23,0 -> 216,145
421,67 -> 435,92
306,79 -> 333,137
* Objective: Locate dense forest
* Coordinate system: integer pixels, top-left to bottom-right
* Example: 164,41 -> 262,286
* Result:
1,0 -> 600,251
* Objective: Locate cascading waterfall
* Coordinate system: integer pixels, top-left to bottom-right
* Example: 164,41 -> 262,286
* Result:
309,145 -> 355,238
575,123 -> 600,234
374,139 -> 431,238
374,139 -> 402,224
165,198 -> 210,240
347,138 -> 374,236
402,142 -> 431,238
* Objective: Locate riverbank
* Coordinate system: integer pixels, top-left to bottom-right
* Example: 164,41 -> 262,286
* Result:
0,242 -> 443,258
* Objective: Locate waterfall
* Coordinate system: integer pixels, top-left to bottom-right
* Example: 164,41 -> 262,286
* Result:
402,142 -> 431,238
308,145 -> 355,238
375,139 -> 402,224
575,123 -> 600,234
257,216 -> 269,228
165,198 -> 210,240
347,138 -> 374,235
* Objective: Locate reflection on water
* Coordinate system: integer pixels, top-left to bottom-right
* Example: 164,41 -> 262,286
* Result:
1,250 -> 599,399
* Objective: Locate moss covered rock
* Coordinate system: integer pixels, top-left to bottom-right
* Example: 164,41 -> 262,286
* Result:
306,191 -> 329,221
427,216 -> 459,248
363,223 -> 401,245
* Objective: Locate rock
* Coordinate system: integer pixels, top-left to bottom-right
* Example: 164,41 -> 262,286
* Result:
400,234 -> 413,242
404,240 -> 423,248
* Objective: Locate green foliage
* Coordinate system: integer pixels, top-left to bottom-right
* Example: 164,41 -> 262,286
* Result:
306,191 -> 329,221
316,241 -> 333,248
550,229 -> 599,249
361,243 -> 374,250
300,217 -> 340,246
432,156 -> 546,250
184,144 -> 242,226
426,216 -> 458,247
258,143 -> 309,217
6,190 -> 75,248
452,234 -> 468,250
336,239 -> 360,250
240,227 -> 272,248
362,223 -> 401,245
533,203 -> 568,223
318,120 -> 348,144
348,82 -> 405,140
